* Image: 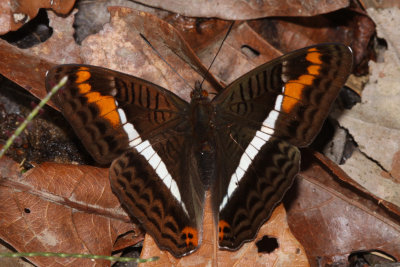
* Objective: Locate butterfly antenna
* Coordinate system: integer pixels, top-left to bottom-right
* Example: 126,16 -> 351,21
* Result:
139,33 -> 194,90
199,21 -> 234,88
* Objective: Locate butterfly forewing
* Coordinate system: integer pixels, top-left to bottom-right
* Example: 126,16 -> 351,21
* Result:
45,65 -> 204,257
212,44 -> 352,250
46,65 -> 189,164
213,44 -> 353,147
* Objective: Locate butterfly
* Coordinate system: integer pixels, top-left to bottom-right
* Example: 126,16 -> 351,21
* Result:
45,43 -> 352,257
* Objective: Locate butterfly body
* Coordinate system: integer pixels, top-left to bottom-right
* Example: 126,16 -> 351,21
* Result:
189,89 -> 216,180
46,43 -> 352,257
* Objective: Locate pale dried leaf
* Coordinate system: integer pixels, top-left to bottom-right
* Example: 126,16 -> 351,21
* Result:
135,0 -> 350,20
335,7 -> 400,207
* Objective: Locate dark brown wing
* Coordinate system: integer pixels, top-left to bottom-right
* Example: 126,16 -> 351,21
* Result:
46,65 -> 188,164
46,65 -> 204,257
211,44 -> 352,250
109,128 -> 204,257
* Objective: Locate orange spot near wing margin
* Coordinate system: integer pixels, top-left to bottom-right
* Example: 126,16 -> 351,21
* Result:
218,220 -> 231,241
181,226 -> 198,247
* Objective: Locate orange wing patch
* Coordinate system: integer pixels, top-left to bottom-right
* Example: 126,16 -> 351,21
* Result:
97,97 -> 120,127
78,83 -> 91,94
281,97 -> 299,113
281,49 -> 323,113
306,48 -> 323,64
84,92 -> 120,127
75,73 -> 121,128
307,64 -> 321,75
75,70 -> 91,83
218,220 -> 231,241
293,74 -> 315,86
181,227 -> 198,248
281,80 -> 305,113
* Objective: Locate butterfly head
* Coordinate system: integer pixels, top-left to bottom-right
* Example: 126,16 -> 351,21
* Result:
190,81 -> 209,101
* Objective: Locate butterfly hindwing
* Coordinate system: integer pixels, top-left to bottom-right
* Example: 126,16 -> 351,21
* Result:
110,138 -> 203,257
46,65 -> 204,257
212,44 -> 352,250
217,138 -> 300,248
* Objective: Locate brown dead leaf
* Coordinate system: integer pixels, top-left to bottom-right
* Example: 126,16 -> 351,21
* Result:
162,16 -> 231,54
134,0 -> 350,20
0,0 -> 75,34
163,5 -> 374,77
141,193 -> 308,266
285,150 -> 400,266
200,22 -> 283,87
0,10 -> 80,107
247,3 -> 376,76
157,4 -> 374,78
81,6 -> 222,100
0,156 -> 142,267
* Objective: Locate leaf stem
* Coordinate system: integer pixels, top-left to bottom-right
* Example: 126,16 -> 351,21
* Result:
0,251 -> 159,263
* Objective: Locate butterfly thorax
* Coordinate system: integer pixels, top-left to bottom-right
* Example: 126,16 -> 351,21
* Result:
189,82 -> 215,147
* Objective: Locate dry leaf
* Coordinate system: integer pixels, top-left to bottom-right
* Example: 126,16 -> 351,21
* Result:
334,7 -> 400,208
134,0 -> 350,19
0,156 -> 141,267
0,10 -> 80,105
81,7 -> 222,100
0,0 -> 75,34
285,150 -> 400,266
247,3 -> 376,75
